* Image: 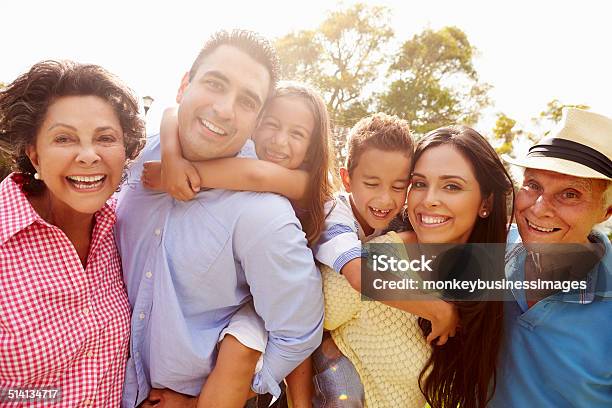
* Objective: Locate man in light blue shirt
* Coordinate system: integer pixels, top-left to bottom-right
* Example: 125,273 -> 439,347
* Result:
115,30 -> 323,407
491,108 -> 612,407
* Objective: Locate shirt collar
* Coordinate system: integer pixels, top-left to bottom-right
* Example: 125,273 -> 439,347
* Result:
0,173 -> 117,246
337,192 -> 383,242
555,230 -> 611,303
0,174 -> 43,245
589,229 -> 612,299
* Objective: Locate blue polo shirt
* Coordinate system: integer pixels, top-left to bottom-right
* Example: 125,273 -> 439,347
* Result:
490,226 -> 612,407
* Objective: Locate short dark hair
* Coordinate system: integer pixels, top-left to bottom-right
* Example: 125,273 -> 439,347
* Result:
189,29 -> 280,91
0,60 -> 145,194
345,112 -> 414,175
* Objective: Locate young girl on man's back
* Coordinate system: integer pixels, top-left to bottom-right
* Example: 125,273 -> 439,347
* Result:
143,82 -> 334,407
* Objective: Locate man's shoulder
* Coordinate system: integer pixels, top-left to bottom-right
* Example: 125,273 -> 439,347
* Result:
216,190 -> 296,222
221,191 -> 306,252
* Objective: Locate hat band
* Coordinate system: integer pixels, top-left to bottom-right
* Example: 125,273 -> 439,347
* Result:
528,137 -> 612,178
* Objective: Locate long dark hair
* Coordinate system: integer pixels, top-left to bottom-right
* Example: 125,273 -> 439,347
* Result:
413,125 -> 514,408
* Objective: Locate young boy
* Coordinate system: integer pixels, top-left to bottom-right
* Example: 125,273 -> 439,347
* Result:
312,113 -> 459,406
316,113 -> 414,281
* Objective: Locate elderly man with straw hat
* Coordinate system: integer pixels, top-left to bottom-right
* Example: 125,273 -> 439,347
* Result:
490,108 -> 612,407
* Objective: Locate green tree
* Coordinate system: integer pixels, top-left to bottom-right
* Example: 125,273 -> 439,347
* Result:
275,3 -> 394,126
492,113 -> 518,155
378,26 -> 491,134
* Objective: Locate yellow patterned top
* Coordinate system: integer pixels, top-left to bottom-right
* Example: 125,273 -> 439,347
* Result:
322,232 -> 431,408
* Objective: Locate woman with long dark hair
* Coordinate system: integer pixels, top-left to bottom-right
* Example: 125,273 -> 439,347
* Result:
318,123 -> 512,407
404,125 -> 514,408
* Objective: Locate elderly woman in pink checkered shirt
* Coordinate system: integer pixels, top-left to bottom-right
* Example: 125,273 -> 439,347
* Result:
0,60 -> 145,407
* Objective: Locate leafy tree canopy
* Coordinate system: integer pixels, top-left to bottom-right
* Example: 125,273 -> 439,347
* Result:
275,3 -> 393,126
379,26 -> 491,134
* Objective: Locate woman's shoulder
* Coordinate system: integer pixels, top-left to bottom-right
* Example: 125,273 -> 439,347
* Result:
396,231 -> 418,244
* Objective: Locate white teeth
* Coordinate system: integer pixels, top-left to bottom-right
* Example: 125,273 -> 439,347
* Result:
67,175 -> 105,183
370,207 -> 391,217
66,175 -> 105,190
200,118 -> 226,135
528,220 -> 555,233
421,215 -> 449,224
71,182 -> 103,190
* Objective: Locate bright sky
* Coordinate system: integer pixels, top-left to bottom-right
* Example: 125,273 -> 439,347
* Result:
2,0 -> 611,135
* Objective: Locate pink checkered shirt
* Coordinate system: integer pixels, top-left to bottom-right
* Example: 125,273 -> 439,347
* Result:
0,174 -> 130,407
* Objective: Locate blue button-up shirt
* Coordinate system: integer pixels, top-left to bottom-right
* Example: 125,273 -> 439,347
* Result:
115,134 -> 324,407
490,225 -> 612,407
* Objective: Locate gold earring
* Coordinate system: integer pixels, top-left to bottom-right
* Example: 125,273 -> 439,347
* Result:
481,210 -> 488,217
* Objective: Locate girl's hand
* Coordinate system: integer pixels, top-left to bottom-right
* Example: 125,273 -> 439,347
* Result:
142,160 -> 164,191
161,157 -> 202,201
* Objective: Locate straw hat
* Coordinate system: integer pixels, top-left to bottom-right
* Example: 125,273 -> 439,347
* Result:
503,108 -> 612,181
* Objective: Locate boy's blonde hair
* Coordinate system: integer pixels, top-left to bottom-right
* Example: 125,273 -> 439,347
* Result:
345,113 -> 413,176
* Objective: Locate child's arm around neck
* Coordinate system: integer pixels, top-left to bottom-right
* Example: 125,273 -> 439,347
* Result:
146,107 -> 310,202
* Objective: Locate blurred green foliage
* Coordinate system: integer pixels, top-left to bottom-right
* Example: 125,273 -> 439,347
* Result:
275,3 -> 489,132
276,3 -> 393,127
379,26 -> 491,134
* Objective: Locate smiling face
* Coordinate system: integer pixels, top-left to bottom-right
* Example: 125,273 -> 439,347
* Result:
176,45 -> 271,161
25,95 -> 126,216
341,148 -> 411,235
408,145 -> 486,244
252,96 -> 314,169
515,169 -> 611,243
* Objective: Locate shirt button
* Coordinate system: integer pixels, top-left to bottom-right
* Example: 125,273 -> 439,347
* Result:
87,351 -> 94,358
83,308 -> 90,315
145,271 -> 153,279
154,228 -> 161,236
139,312 -> 145,320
